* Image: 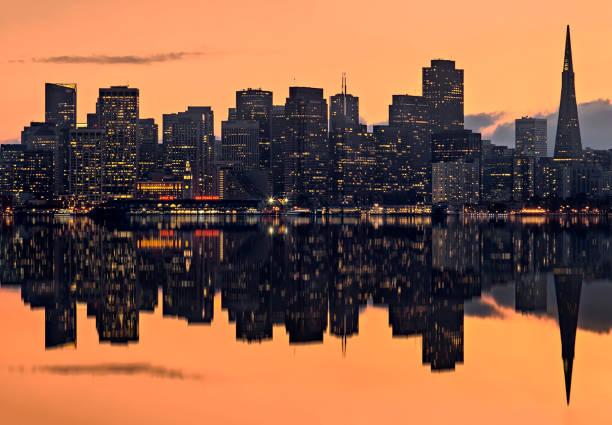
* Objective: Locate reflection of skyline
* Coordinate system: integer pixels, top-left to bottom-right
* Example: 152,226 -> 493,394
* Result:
0,216 -> 606,402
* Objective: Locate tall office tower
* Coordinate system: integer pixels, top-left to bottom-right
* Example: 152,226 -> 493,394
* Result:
554,26 -> 582,162
481,141 -> 514,203
0,145 -> 26,200
329,75 -> 360,203
270,105 -> 286,196
516,117 -> 547,157
163,106 -> 214,197
137,118 -> 159,179
23,150 -> 55,201
512,156 -> 536,202
68,127 -> 104,206
96,86 -> 139,199
284,87 -> 328,205
372,125 -> 400,195
45,83 -> 76,196
422,60 -> 464,132
388,94 -> 432,201
45,83 -> 77,127
21,122 -> 60,195
227,108 -> 237,120
236,89 -> 273,168
221,120 -> 260,170
431,130 -> 481,207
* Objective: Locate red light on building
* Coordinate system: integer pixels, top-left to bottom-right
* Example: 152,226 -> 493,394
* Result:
159,230 -> 174,237
195,196 -> 220,201
159,196 -> 175,200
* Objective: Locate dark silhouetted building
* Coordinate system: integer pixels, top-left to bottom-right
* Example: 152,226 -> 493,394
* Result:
236,89 -> 273,169
138,118 -> 159,180
423,60 -> 464,132
284,87 -> 328,205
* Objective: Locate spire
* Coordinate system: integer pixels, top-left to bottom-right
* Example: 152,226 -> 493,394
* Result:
564,25 -> 573,72
563,358 -> 574,405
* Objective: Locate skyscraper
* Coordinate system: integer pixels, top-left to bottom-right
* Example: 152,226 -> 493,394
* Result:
163,106 -> 215,197
516,117 -> 547,157
284,87 -> 328,205
236,89 -> 273,168
329,75 -> 360,203
554,26 -> 582,162
221,120 -> 260,170
68,127 -> 104,206
137,118 -> 159,180
45,83 -> 77,196
96,86 -> 139,199
388,94 -> 432,201
423,60 -> 464,132
270,105 -> 286,196
45,83 -> 76,127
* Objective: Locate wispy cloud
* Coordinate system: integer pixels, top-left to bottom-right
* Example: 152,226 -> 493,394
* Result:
465,299 -> 504,319
11,51 -> 207,65
465,111 -> 505,133
21,362 -> 204,380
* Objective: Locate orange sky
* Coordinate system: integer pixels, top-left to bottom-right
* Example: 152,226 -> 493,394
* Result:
1,0 -> 612,141
2,290 -> 612,424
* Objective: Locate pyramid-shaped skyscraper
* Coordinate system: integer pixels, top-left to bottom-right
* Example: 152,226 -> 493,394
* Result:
554,26 -> 583,161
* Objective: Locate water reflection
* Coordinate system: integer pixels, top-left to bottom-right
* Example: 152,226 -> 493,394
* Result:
1,215 -> 610,404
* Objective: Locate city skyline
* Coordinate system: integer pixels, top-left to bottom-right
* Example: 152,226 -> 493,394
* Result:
2,2 -> 612,146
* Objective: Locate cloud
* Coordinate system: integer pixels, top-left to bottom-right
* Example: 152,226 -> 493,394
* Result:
14,51 -> 206,65
464,299 -> 504,318
480,99 -> 612,153
27,362 -> 204,380
465,112 -> 504,133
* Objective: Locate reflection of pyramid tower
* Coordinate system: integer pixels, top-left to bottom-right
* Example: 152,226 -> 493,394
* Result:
554,273 -> 582,405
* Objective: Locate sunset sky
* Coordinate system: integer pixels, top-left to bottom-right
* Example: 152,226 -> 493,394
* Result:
1,0 -> 612,146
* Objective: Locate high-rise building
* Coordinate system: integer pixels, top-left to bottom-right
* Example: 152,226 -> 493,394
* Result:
431,130 -> 481,207
45,83 -> 76,128
236,89 -> 273,168
68,127 -> 104,205
221,120 -> 260,170
516,117 -> 547,157
329,76 -> 361,203
163,106 -> 214,197
388,94 -> 432,201
481,141 -> 514,203
423,60 -> 464,132
44,83 -> 77,196
270,105 -> 286,196
554,26 -> 582,162
96,86 -> 139,199
0,145 -> 26,200
138,118 -> 159,179
512,156 -> 535,202
284,87 -> 328,205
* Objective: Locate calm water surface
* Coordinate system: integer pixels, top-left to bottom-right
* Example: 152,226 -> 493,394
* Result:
1,215 -> 612,424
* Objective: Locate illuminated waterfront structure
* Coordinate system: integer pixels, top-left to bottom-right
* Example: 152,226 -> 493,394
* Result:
134,181 -> 183,200
284,87 -> 328,205
68,127 -> 104,205
235,89 -> 273,169
422,60 -> 464,132
96,86 -> 139,199
554,26 -> 583,162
